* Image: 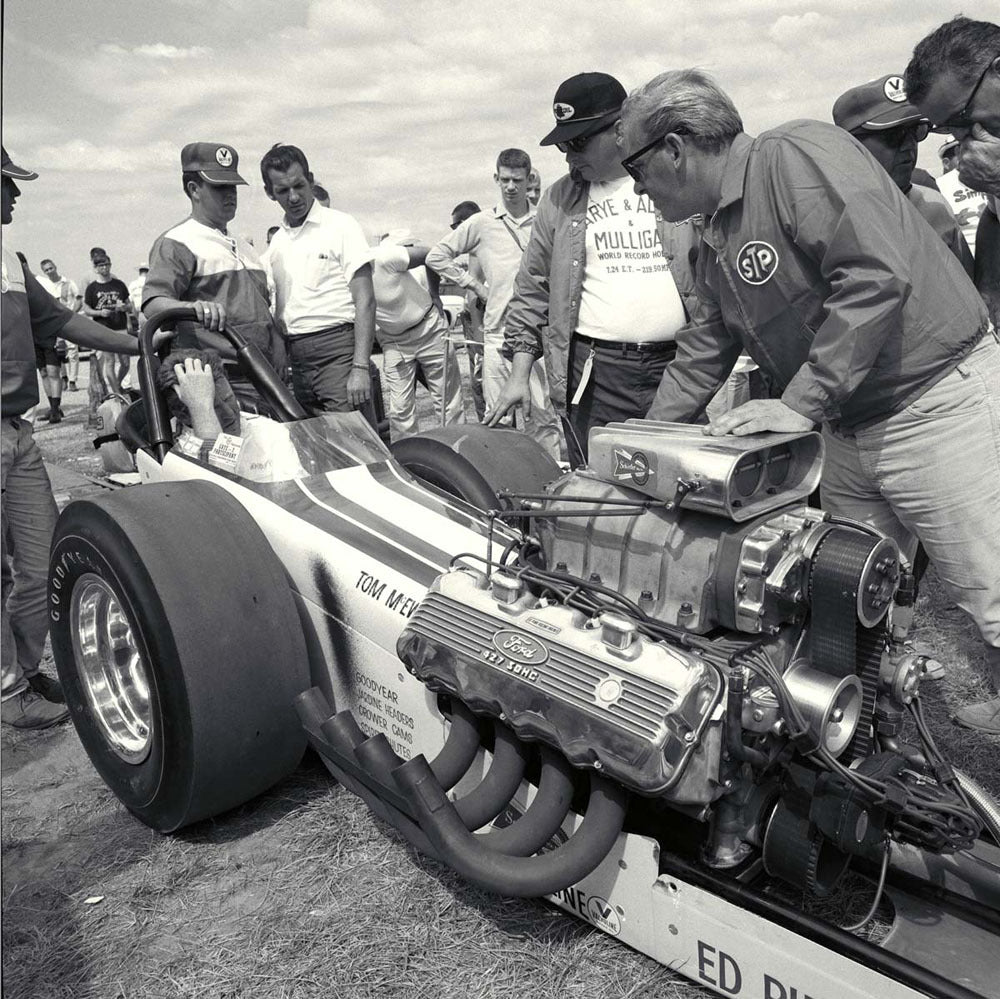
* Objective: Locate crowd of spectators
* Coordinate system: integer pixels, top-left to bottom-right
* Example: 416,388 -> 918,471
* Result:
2,15 -> 998,733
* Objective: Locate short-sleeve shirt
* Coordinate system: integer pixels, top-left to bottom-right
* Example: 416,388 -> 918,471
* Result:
37,273 -> 80,310
143,217 -> 276,357
2,244 -> 74,417
577,176 -> 687,343
267,202 -> 373,336
372,244 -> 433,338
84,277 -> 131,330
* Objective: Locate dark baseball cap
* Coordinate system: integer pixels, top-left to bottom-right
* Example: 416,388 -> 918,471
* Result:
832,74 -> 925,133
180,142 -> 247,185
540,72 -> 627,147
2,147 -> 38,181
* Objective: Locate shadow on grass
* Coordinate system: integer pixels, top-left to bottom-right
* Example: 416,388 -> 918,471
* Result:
177,750 -> 338,846
2,804 -> 159,999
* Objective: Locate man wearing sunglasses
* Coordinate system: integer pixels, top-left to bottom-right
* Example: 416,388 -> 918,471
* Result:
832,75 -> 973,277
906,18 -> 999,325
620,69 -> 1000,733
491,72 -> 703,466
906,15 -> 1000,732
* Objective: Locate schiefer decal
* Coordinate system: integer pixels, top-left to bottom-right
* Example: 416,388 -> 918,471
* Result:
612,447 -> 652,486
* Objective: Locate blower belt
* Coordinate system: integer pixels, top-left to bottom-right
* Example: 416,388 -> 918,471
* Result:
809,527 -> 886,760
810,528 -> 876,677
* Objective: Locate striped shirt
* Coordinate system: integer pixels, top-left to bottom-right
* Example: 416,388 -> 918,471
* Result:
143,217 -> 277,358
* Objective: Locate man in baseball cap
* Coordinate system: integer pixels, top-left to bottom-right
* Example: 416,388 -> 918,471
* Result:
833,74 -> 972,276
179,142 -> 248,185
2,146 -> 39,183
540,71 -> 627,151
143,142 -> 280,392
2,147 -> 155,729
491,72 -> 704,465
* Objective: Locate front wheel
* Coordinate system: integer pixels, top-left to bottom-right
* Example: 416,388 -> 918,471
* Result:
49,480 -> 311,832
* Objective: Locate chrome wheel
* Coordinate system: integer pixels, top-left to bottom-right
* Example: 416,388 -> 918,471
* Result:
71,574 -> 152,764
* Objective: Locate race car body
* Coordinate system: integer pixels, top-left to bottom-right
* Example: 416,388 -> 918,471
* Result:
48,310 -> 1000,999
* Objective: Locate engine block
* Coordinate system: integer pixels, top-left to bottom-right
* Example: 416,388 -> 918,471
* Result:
397,567 -> 723,799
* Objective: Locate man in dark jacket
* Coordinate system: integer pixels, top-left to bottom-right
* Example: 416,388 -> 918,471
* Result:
620,69 -> 1000,733
1,147 -> 157,730
905,15 -> 1000,731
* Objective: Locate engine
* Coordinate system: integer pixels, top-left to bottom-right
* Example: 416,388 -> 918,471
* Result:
397,421 -> 983,897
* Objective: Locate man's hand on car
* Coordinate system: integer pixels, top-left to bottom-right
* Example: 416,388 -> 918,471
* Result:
705,399 -> 814,436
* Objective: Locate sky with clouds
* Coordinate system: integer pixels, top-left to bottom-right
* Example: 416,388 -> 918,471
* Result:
3,0 -> 996,287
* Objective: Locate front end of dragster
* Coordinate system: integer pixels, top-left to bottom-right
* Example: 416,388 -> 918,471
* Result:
302,420 -> 1000,998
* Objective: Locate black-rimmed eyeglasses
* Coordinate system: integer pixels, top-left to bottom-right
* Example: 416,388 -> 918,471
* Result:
930,55 -> 998,133
620,126 -> 689,183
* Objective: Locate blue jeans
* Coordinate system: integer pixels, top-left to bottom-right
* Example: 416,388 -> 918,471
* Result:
1,418 -> 59,692
821,334 -> 1000,647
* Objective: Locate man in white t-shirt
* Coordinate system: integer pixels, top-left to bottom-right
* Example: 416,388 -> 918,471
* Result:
427,149 -> 560,457
260,144 -> 376,419
490,74 -> 703,465
936,138 -> 990,254
38,258 -> 82,393
372,231 -> 463,439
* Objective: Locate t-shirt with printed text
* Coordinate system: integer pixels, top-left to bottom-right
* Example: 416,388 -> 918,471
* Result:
576,176 -> 686,343
84,277 -> 130,331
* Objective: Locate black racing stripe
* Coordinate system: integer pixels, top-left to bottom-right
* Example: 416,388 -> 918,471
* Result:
248,476 -> 441,586
367,461 -> 521,543
296,472 -> 462,571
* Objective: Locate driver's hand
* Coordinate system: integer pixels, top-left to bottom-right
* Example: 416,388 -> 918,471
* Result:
172,356 -> 218,419
192,300 -> 226,332
347,365 -> 371,408
704,399 -> 814,436
485,374 -> 531,426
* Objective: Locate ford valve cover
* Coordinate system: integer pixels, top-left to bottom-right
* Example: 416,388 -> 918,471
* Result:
397,567 -> 722,796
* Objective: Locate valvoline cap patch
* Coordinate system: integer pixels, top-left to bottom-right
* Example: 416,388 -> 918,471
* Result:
883,76 -> 907,102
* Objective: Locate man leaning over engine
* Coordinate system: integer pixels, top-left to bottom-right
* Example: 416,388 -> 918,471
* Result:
619,70 -> 1000,734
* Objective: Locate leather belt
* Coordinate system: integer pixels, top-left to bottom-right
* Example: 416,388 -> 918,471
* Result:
575,333 -> 677,356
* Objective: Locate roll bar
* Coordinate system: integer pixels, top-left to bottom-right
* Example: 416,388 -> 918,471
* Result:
138,307 -> 306,461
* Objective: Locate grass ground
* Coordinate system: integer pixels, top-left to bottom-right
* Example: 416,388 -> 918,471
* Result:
2,363 -> 998,999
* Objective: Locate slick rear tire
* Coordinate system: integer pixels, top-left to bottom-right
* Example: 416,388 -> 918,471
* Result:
391,425 -> 562,513
48,480 -> 310,832
391,435 -> 501,512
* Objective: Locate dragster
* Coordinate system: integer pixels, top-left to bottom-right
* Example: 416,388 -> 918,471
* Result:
49,309 -> 1000,999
